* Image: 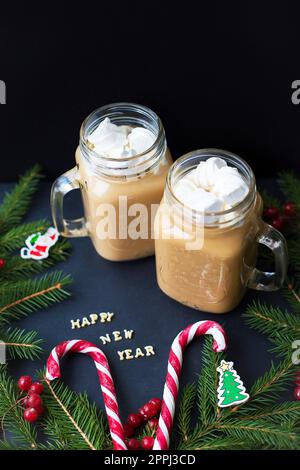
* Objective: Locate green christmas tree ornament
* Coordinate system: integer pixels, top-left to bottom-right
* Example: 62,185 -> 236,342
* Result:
217,360 -> 249,408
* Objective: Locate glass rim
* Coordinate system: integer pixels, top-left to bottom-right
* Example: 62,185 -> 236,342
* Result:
166,148 -> 256,219
79,102 -> 165,163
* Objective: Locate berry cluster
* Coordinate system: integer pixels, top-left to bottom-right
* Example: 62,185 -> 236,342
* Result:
17,375 -> 44,423
263,202 -> 296,231
294,371 -> 300,401
123,398 -> 162,450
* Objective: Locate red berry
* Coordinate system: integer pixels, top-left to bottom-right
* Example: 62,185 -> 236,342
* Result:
26,393 -> 42,409
123,423 -> 134,438
127,438 -> 140,451
23,407 -> 38,423
272,216 -> 285,231
23,397 -> 29,408
284,202 -> 296,217
29,382 -> 44,395
138,407 -> 148,421
0,258 -> 6,269
127,413 -> 143,428
141,436 -> 154,450
142,402 -> 157,419
148,417 -> 159,429
264,207 -> 279,220
149,398 -> 162,411
35,404 -> 45,416
17,376 -> 32,392
294,387 -> 300,401
295,372 -> 300,386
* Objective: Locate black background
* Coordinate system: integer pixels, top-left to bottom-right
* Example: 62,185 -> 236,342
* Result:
1,2 -> 300,181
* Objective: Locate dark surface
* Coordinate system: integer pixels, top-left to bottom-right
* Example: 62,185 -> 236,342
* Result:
0,181 -> 293,420
1,3 -> 300,180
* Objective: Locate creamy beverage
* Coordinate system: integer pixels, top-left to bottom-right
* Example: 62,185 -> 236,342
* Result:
51,103 -> 172,261
154,149 -> 288,314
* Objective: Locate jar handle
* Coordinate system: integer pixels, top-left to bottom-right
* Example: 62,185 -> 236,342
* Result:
247,222 -> 288,291
50,167 -> 88,238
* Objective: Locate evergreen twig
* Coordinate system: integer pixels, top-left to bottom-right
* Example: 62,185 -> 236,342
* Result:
0,365 -> 38,448
0,271 -> 72,325
0,328 -> 43,360
0,240 -> 71,282
0,165 -> 42,234
40,374 -> 111,451
0,220 -> 49,256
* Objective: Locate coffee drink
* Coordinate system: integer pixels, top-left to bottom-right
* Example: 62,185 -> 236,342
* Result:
154,149 -> 288,313
51,103 -> 172,261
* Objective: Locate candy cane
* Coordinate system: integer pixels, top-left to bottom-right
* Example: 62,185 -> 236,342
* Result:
46,340 -> 127,451
153,320 -> 227,450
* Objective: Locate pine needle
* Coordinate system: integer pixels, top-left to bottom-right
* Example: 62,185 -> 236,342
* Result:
0,220 -> 49,256
0,271 -> 72,324
40,373 -> 111,450
0,240 -> 71,282
0,327 -> 43,360
0,365 -> 38,448
0,165 -> 42,234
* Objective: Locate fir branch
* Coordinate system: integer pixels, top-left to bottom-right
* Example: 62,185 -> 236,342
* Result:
260,188 -> 281,210
0,365 -> 38,448
287,239 -> 300,276
197,336 -> 224,427
0,240 -> 71,282
192,436 -> 247,450
0,271 -> 72,324
246,357 -> 295,406
0,439 -> 29,450
278,171 -> 300,206
0,220 -> 49,256
0,328 -> 43,360
243,301 -> 300,352
41,374 -> 111,450
175,383 -> 197,443
218,418 -> 299,450
0,165 -> 42,234
236,401 -> 300,424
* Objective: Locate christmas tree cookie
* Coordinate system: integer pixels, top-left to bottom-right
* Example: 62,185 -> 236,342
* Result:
217,360 -> 249,407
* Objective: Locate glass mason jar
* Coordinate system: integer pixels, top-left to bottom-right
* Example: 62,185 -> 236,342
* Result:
51,103 -> 172,261
154,149 -> 288,314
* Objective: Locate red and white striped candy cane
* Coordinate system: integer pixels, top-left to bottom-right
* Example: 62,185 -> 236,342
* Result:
153,320 -> 227,450
46,339 -> 127,451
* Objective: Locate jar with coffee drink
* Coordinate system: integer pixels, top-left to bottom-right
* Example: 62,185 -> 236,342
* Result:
154,149 -> 288,313
51,103 -> 172,261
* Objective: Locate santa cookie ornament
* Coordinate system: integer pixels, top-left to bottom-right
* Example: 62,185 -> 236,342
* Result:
20,227 -> 59,260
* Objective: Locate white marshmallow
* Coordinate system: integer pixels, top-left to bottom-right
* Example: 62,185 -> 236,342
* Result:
174,182 -> 223,213
187,188 -> 223,212
194,157 -> 227,190
88,117 -> 127,156
127,127 -> 156,154
87,118 -> 157,158
213,166 -> 248,206
173,157 -> 249,223
174,174 -> 198,203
